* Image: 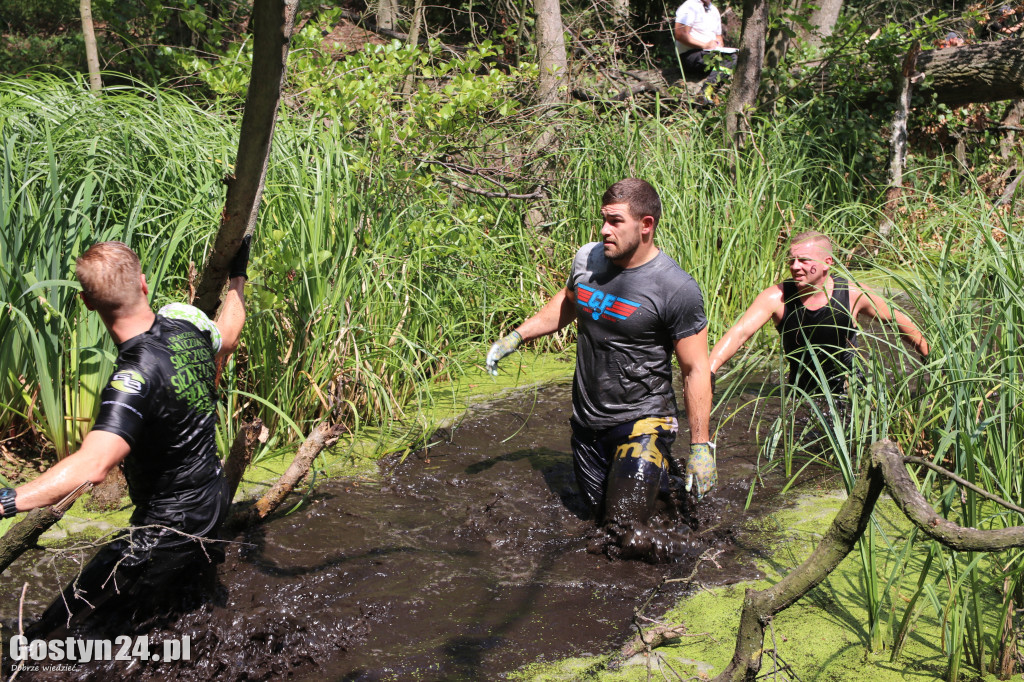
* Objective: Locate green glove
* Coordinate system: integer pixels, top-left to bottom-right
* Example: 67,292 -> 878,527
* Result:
686,442 -> 717,499
486,331 -> 522,376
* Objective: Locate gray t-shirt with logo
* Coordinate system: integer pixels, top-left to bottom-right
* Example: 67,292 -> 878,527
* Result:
567,242 -> 708,430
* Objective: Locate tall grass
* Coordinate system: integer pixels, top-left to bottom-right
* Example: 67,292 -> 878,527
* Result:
715,159 -> 1024,678
2,73 -> 1020,678
1,75 -> 874,457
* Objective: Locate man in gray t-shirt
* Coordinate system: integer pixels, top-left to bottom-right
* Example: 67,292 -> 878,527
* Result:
486,179 -> 715,526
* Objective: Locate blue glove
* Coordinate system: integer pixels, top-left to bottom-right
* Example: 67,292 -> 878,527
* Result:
486,331 -> 522,375
686,442 -> 717,499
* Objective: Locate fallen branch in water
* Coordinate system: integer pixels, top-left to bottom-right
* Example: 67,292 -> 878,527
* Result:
228,421 -> 345,529
0,482 -> 93,575
223,419 -> 265,502
620,623 -> 689,658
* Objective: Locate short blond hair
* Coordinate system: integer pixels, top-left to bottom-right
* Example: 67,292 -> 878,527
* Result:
76,241 -> 146,314
790,231 -> 833,255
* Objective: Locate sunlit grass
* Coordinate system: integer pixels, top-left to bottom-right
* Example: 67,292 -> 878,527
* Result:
2,74 -> 1020,679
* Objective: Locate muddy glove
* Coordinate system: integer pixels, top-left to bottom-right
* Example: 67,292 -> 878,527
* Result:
228,234 -> 252,280
686,442 -> 717,500
485,331 -> 522,376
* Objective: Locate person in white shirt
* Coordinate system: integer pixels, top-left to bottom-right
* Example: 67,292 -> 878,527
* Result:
673,0 -> 735,85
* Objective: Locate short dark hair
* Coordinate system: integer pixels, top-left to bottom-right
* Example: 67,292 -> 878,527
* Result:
601,178 -> 662,227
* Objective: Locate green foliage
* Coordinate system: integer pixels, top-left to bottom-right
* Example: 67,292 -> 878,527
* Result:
0,33 -> 86,76
1,0 -> 79,32
2,52 -> 1020,675
182,14 -> 537,166
715,167 -> 1024,677
765,5 -> 998,189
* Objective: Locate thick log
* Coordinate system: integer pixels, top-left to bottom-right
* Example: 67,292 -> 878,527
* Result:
192,0 -> 301,317
873,441 -> 1024,551
0,483 -> 92,575
714,446 -> 885,681
915,39 -> 1024,108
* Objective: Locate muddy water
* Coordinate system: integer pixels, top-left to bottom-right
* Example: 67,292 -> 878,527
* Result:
6,381 -> 795,682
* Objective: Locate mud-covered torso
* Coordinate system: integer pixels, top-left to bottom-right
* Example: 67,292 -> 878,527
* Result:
776,277 -> 857,393
568,243 -> 707,430
92,304 -> 225,530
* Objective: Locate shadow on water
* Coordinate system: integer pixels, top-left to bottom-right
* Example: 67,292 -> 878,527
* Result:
5,380 -> 806,681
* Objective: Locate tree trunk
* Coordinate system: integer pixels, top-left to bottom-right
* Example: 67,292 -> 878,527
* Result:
80,0 -> 102,91
524,0 -> 569,233
610,0 -> 629,26
533,0 -> 568,108
801,0 -> 842,50
192,0 -> 301,318
879,42 -> 919,243
401,0 -> 425,97
725,0 -> 768,148
223,419 -> 263,502
376,0 -> 399,31
915,39 -> 1024,108
763,0 -> 799,103
714,443 -> 886,681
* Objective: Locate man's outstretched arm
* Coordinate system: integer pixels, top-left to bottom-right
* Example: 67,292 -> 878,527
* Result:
215,236 -> 250,359
851,286 -> 929,357
486,286 -> 577,375
7,431 -> 130,513
709,285 -> 783,374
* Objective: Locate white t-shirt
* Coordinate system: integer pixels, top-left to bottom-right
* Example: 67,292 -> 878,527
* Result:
674,0 -> 722,52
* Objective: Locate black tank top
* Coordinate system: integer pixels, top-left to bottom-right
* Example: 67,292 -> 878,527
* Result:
775,277 -> 857,394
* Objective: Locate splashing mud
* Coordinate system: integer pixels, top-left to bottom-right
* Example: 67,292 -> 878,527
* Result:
4,381 -> 797,681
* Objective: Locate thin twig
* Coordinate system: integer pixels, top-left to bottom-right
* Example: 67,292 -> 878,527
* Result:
903,456 -> 1024,516
8,583 -> 29,682
434,176 -> 545,200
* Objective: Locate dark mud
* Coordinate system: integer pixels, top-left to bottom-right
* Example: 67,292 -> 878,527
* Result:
4,381 -> 798,682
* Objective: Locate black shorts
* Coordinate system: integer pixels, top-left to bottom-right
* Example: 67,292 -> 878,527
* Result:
570,416 -> 678,523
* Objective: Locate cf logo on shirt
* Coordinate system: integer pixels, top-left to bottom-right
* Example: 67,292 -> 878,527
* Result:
111,371 -> 146,395
576,284 -> 641,322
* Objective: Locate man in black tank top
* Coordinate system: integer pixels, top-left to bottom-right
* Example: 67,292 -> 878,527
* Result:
777,276 -> 856,394
1,240 -> 249,638
709,232 -> 928,396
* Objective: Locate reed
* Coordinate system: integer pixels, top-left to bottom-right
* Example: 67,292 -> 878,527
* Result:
2,73 -> 1020,678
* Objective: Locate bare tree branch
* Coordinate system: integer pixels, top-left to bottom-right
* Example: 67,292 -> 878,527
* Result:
0,482 -> 93,575
903,455 -> 1024,516
192,0 -> 301,317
